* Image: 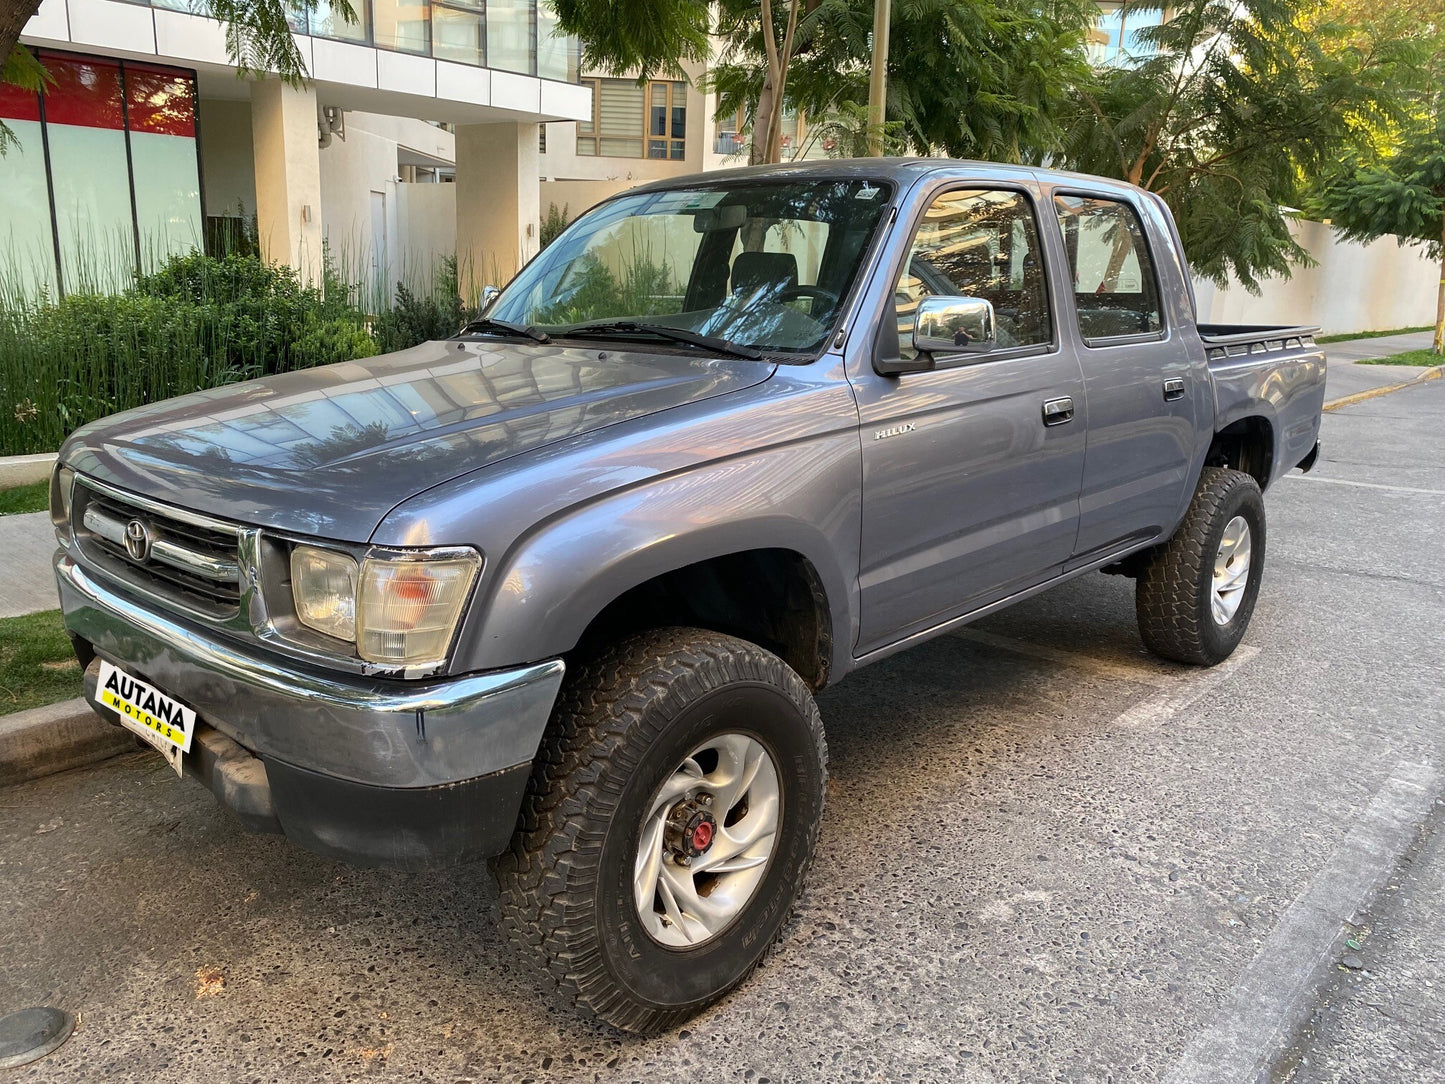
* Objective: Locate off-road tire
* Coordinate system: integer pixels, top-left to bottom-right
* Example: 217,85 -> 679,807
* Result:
492,627 -> 827,1034
1136,466 -> 1266,665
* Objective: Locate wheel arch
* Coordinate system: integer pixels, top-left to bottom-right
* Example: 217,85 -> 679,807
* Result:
1205,415 -> 1275,491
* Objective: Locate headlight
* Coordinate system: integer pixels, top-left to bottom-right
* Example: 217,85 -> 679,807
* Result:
290,544 -> 480,667
357,551 -> 481,666
291,545 -> 359,642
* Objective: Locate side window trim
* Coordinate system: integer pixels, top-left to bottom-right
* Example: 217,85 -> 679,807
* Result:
1050,188 -> 1169,349
889,181 -> 1060,368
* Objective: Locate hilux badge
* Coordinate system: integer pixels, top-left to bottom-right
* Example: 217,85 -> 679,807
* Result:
874,422 -> 916,440
124,518 -> 152,563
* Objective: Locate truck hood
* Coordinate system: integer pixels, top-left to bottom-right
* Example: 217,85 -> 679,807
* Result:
62,339 -> 775,542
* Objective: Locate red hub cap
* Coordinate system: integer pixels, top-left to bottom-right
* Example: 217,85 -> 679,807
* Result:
690,820 -> 714,852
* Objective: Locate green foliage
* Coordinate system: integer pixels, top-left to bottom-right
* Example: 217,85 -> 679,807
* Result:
371,256 -> 479,353
541,203 -> 572,250
710,0 -> 1095,162
1358,348 -> 1445,364
0,609 -> 80,716
547,0 -> 710,80
0,480 -> 49,516
1057,0 -> 1415,292
0,252 -> 376,455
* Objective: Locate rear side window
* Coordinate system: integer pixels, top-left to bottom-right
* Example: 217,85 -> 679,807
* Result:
1054,195 -> 1163,342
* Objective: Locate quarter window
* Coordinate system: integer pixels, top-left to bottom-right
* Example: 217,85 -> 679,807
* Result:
894,189 -> 1052,359
1054,195 -> 1163,341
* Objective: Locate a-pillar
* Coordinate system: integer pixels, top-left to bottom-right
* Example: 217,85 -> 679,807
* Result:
455,121 -> 540,300
250,78 -> 324,285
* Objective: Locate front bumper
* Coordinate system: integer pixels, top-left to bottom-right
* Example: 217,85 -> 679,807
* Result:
58,553 -> 564,867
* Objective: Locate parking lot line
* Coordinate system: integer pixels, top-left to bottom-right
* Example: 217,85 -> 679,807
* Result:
1163,760 -> 1443,1084
1282,475 -> 1445,497
1105,646 -> 1260,730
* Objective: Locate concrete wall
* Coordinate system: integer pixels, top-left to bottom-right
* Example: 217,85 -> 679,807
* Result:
318,122 -> 400,295
198,99 -> 256,218
1194,219 -> 1440,336
395,182 -> 460,292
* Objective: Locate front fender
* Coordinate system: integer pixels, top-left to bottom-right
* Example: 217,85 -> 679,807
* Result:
450,437 -> 862,679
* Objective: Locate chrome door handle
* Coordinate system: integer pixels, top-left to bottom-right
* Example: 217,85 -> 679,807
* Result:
1042,396 -> 1074,426
1163,378 -> 1186,401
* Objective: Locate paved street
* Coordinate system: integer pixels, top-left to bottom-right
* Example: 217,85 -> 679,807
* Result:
2,377 -> 1443,1083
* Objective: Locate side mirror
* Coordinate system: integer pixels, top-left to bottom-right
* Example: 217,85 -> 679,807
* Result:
912,296 -> 996,357
478,285 -> 500,314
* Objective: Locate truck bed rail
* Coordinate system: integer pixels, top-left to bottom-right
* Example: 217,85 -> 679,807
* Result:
1198,323 -> 1319,361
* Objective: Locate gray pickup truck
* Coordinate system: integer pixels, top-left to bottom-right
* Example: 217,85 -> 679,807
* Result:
50,159 -> 1324,1032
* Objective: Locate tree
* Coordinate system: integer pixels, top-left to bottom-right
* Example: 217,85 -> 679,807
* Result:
711,0 -> 1094,163
1313,111 -> 1445,353
1057,0 -> 1412,291
0,0 -> 355,151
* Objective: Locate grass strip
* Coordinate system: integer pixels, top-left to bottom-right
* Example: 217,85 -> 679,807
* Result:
0,609 -> 81,716
0,480 -> 50,516
1316,325 -> 1434,344
1358,349 -> 1444,367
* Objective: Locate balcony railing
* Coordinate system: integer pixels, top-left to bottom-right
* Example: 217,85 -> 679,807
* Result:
142,0 -> 580,81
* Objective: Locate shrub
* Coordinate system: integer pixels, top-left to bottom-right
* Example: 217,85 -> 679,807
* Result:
540,203 -> 571,250
370,256 -> 478,354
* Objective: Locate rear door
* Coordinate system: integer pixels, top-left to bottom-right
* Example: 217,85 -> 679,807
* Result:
1047,191 -> 1199,564
853,183 -> 1087,653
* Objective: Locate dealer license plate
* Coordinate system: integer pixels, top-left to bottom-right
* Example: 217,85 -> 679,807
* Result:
96,660 -> 196,777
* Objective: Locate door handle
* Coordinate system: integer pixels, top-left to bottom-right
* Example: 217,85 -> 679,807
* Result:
1163,378 -> 1186,401
1042,396 -> 1074,426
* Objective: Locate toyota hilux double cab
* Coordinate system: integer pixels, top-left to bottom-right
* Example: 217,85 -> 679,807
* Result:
51,160 -> 1325,1033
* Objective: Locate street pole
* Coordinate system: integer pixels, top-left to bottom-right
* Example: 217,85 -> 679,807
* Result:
866,0 -> 890,156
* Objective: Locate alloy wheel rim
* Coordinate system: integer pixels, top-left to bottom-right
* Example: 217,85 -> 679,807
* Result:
632,732 -> 781,948
1212,515 -> 1252,625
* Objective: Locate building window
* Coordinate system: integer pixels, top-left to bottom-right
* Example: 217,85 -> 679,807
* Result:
577,77 -> 686,159
714,107 -> 746,155
1089,3 -> 1163,66
486,0 -> 535,74
0,50 -> 201,296
538,124 -> 548,153
432,3 -> 483,66
647,80 -> 686,160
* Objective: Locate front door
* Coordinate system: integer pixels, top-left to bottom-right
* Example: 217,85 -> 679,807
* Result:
854,186 -> 1088,654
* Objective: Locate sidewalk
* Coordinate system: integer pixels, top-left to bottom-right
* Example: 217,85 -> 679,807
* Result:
1322,331 -> 1439,402
0,511 -> 58,618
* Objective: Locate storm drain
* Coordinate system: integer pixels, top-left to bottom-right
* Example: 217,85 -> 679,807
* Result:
0,1007 -> 75,1069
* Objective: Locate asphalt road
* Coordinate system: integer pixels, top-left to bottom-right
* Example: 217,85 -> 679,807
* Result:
2,379 -> 1443,1083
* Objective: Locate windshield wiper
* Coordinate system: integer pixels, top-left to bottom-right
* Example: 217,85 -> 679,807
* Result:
559,321 -> 764,360
460,317 -> 551,343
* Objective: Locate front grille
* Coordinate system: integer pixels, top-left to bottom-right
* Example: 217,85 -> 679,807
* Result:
74,481 -> 242,619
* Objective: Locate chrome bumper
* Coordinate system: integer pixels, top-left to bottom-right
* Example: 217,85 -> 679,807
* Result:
56,553 -> 564,788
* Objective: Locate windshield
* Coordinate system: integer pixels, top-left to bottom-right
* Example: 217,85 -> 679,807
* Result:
488,178 -> 893,357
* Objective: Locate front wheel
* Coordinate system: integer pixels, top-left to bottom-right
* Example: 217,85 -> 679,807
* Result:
492,627 -> 827,1034
1136,467 -> 1266,665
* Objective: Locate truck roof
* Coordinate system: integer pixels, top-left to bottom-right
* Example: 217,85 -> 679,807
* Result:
623,157 -> 1151,202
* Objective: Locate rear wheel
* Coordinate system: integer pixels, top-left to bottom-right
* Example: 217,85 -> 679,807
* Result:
1136,467 -> 1266,665
492,627 -> 827,1034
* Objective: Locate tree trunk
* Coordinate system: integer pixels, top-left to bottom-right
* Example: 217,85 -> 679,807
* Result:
0,0 -> 43,75
1436,214 -> 1444,356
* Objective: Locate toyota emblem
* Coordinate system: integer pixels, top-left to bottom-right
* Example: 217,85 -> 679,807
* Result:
123,518 -> 152,563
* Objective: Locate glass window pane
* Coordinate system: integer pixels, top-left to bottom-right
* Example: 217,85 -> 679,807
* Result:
649,83 -> 666,136
895,189 -> 1052,355
43,55 -> 135,292
126,66 -> 202,268
536,2 -> 576,81
432,6 -> 483,65
1054,194 -> 1162,339
309,0 -> 370,42
596,79 -> 643,156
486,0 -> 534,74
374,0 -> 430,54
0,83 -> 58,295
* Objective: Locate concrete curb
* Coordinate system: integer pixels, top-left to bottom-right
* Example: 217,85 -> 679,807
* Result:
0,698 -> 135,787
1324,365 -> 1443,412
0,452 -> 58,489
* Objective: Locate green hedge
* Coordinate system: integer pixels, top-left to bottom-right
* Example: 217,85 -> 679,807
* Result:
0,252 -> 473,456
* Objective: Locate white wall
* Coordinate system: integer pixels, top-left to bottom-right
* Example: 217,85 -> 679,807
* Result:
395,182 -> 459,291
1194,219 -> 1439,336
319,124 -> 400,295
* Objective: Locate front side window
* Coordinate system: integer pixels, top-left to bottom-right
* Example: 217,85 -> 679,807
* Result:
894,188 -> 1052,359
1054,194 -> 1163,341
489,179 -> 893,355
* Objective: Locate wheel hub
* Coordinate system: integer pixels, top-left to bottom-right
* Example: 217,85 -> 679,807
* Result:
664,796 -> 717,862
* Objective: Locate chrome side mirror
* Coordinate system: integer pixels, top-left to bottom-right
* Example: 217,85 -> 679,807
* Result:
912,296 -> 996,356
478,284 -> 500,313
